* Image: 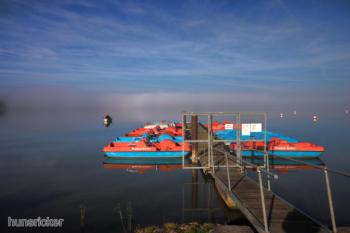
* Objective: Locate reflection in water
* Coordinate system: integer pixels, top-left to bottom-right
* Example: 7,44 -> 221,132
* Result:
103,157 -> 240,225
182,173 -> 250,226
182,181 -> 219,223
192,170 -> 198,208
245,157 -> 324,175
103,157 -> 252,226
103,157 -> 191,174
103,156 -> 328,228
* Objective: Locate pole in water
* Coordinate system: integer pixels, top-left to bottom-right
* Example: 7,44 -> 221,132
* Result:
280,113 -> 284,118
104,115 -> 112,127
182,110 -> 187,132
313,115 -> 317,122
191,115 -> 198,164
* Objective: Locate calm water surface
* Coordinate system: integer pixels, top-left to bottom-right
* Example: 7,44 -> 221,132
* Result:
0,111 -> 349,232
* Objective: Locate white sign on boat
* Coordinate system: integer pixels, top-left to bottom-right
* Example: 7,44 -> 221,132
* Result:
250,123 -> 262,132
225,124 -> 234,130
242,124 -> 251,136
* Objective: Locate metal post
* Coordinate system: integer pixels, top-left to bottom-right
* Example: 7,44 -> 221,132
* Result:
324,168 -> 337,233
182,111 -> 186,167
264,113 -> 271,191
182,112 -> 185,168
236,113 -> 242,170
258,168 -> 269,233
207,114 -> 211,169
182,110 -> 186,133
209,114 -> 215,174
264,112 -> 267,169
225,153 -> 231,190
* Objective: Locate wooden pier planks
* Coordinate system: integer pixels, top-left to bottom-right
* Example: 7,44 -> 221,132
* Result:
193,123 -> 330,233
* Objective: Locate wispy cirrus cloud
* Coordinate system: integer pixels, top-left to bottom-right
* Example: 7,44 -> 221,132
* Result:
0,0 -> 349,97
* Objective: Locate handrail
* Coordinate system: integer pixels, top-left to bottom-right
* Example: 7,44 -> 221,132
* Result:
239,146 -> 350,233
214,139 -> 267,142
231,155 -> 279,180
215,143 -> 345,233
213,148 -> 279,179
213,148 -> 274,233
182,111 -> 345,233
181,111 -> 348,233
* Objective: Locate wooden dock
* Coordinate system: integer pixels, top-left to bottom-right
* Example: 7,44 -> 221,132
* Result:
192,123 -> 331,233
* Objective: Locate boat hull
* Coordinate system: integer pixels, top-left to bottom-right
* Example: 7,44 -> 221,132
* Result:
236,150 -> 322,158
104,157 -> 190,164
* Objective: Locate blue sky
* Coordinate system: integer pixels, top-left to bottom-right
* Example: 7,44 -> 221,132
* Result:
0,0 -> 350,114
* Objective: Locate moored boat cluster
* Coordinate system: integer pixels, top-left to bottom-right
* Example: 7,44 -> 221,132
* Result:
103,121 -> 191,158
203,121 -> 324,158
103,120 -> 325,159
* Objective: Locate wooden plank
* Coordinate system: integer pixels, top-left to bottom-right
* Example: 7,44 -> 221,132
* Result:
338,227 -> 350,233
211,225 -> 254,233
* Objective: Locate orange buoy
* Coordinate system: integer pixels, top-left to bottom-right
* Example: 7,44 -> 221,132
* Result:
346,109 -> 349,114
280,113 -> 284,118
293,110 -> 297,115
313,115 -> 317,122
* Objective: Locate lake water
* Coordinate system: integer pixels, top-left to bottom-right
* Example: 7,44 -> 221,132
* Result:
0,111 -> 349,232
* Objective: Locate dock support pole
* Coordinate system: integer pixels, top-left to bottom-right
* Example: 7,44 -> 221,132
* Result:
264,112 -> 271,191
191,115 -> 198,164
182,110 -> 186,168
324,168 -> 337,233
182,110 -> 187,133
225,152 -> 231,190
236,113 -> 242,171
209,114 -> 214,173
192,169 -> 198,208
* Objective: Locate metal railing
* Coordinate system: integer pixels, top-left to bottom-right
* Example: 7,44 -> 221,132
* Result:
244,148 -> 350,233
180,111 -> 350,233
214,148 -> 278,233
181,111 -> 274,233
182,182 -> 220,223
181,111 -> 267,172
181,112 -> 213,169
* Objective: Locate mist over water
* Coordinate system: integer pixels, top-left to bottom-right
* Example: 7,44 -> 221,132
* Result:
1,86 -> 350,232
2,86 -> 349,127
